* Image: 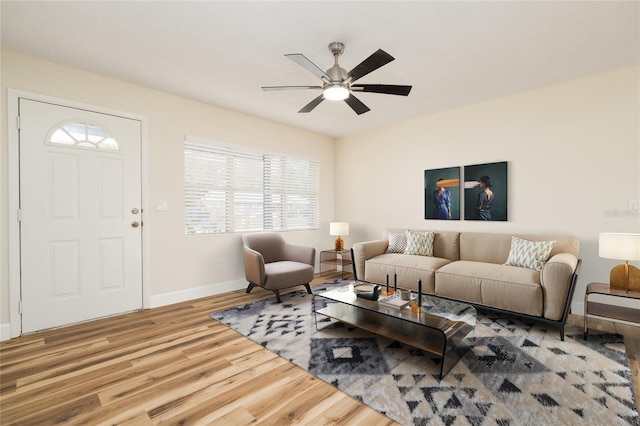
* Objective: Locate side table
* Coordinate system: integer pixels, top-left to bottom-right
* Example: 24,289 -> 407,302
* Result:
584,282 -> 640,338
319,249 -> 353,280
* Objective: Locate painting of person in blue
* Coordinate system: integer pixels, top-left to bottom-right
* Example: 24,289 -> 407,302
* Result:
425,167 -> 460,220
433,179 -> 452,219
474,175 -> 494,220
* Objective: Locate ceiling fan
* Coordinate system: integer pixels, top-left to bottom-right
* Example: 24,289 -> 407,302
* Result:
262,42 -> 412,115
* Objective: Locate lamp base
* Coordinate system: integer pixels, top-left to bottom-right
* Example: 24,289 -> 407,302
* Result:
334,236 -> 344,252
610,263 -> 640,292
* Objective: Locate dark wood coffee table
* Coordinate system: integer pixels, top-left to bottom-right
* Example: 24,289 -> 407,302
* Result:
312,282 -> 476,380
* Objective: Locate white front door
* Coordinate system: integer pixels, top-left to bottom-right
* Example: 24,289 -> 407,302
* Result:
19,99 -> 143,333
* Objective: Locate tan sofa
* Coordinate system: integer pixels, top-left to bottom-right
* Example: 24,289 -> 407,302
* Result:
352,229 -> 581,340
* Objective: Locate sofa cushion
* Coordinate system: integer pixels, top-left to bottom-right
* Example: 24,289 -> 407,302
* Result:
435,261 -> 543,317
386,231 -> 407,253
404,230 -> 434,256
364,253 -> 452,294
505,236 -> 556,271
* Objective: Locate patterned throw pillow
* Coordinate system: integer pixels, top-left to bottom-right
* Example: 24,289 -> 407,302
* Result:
404,230 -> 435,256
505,236 -> 556,271
386,231 -> 408,254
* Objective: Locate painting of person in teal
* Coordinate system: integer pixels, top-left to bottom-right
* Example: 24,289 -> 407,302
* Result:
464,162 -> 507,221
474,175 -> 494,220
424,167 -> 460,220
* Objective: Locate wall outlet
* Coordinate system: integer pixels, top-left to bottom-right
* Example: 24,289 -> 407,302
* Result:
630,200 -> 639,213
219,258 -> 227,270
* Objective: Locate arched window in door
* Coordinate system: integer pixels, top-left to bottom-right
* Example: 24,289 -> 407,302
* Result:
47,121 -> 119,151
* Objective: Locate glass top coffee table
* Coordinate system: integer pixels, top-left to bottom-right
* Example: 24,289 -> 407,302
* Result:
312,282 -> 476,380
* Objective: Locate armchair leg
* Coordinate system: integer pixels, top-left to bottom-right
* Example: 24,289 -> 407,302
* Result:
247,282 -> 310,303
246,282 -> 258,294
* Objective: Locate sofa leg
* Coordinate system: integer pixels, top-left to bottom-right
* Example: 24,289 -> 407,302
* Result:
303,283 -> 312,295
559,325 -> 565,342
273,290 -> 282,303
246,282 -> 258,294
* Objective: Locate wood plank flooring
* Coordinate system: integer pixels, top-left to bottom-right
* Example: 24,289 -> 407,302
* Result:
1,274 -> 638,425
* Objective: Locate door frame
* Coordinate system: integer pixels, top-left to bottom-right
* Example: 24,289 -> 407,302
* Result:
7,89 -> 151,338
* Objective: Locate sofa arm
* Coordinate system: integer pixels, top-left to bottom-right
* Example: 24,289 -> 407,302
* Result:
352,240 -> 389,282
540,253 -> 579,321
243,247 -> 266,286
283,243 -> 316,267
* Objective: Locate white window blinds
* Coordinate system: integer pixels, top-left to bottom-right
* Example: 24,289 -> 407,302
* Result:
185,139 -> 319,235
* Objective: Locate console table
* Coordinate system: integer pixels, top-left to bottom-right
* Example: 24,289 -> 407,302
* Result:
584,282 -> 640,338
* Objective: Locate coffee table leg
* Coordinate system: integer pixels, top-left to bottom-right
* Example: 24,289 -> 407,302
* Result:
312,294 -> 319,331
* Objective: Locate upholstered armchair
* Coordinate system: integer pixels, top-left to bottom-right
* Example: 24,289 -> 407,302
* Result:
241,232 -> 316,303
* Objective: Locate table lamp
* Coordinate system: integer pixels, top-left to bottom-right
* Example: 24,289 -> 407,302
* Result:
330,222 -> 349,252
598,232 -> 640,292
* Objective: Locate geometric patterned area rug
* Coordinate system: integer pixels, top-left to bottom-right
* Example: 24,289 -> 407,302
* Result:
211,281 -> 639,425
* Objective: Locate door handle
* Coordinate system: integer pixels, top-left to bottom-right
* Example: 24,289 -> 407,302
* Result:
131,221 -> 140,228
131,208 -> 140,214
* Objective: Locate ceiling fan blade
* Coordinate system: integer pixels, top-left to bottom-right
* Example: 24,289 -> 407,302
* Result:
298,94 -> 325,113
262,85 -> 322,91
347,49 -> 395,83
344,94 -> 370,115
351,84 -> 412,96
285,53 -> 329,81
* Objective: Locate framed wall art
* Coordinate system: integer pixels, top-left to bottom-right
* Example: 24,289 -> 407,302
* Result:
463,161 -> 508,221
424,167 -> 460,220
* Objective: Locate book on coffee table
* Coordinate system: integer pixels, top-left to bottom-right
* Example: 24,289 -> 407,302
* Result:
378,294 -> 411,309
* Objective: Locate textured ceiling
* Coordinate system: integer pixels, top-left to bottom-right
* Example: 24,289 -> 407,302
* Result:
2,1 -> 638,137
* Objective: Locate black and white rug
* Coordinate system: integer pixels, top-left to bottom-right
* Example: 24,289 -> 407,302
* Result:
211,282 -> 639,425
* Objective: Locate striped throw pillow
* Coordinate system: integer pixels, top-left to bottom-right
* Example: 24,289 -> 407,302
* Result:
505,236 -> 556,271
404,230 -> 434,256
386,231 -> 408,253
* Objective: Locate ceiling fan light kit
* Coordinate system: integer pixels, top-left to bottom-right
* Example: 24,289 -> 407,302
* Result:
323,85 -> 349,101
262,42 -> 412,115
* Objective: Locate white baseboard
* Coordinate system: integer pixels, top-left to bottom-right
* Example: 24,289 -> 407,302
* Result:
149,279 -> 247,308
0,323 -> 10,342
0,280 -> 248,342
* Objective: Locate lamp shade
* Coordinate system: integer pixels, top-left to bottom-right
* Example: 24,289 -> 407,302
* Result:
330,222 -> 349,236
599,233 -> 640,261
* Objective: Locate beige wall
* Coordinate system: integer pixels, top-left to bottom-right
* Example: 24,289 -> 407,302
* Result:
1,49 -> 638,334
335,66 -> 640,313
0,50 -> 335,328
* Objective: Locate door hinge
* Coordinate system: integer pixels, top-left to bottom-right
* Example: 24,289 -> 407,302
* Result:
19,301 -> 23,315
17,116 -> 21,130
17,209 -> 22,222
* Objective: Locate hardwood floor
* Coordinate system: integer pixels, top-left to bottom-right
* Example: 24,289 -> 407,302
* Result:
1,274 -> 638,425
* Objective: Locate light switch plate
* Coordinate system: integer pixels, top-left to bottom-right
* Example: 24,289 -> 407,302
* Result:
156,201 -> 169,212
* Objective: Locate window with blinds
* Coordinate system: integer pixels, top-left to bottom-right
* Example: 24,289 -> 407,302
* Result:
185,139 -> 319,235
